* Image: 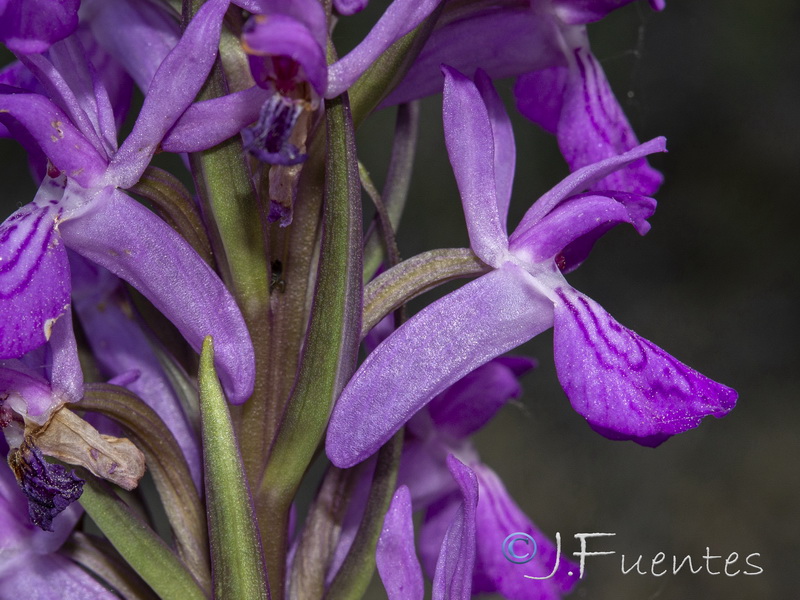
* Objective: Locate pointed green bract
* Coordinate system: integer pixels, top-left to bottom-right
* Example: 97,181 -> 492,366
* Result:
199,337 -> 270,600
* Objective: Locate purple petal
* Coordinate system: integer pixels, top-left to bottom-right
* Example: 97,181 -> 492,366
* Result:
163,86 -> 271,152
0,0 -> 79,54
510,192 -> 656,268
383,7 -> 562,107
552,286 -> 737,445
326,265 -> 554,468
551,0 -> 642,25
472,463 -> 579,598
0,551 -> 119,599
474,69 -> 515,230
0,185 -> 71,360
21,37 -> 114,161
51,33 -> 127,157
243,0 -> 328,48
0,88 -> 109,185
242,11 -> 327,96
553,0 -> 665,25
106,0 -> 230,188
0,362 -> 56,422
427,357 -> 536,439
59,189 -> 255,405
84,0 -> 179,92
556,192 -> 657,273
326,0 -> 441,98
514,66 -> 568,135
510,137 -> 666,243
376,486 -> 425,600
11,444 -> 83,532
554,47 -> 663,194
442,66 -> 507,267
430,456 -> 478,600
334,0 -> 368,16
42,306 -> 82,405
78,36 -> 132,154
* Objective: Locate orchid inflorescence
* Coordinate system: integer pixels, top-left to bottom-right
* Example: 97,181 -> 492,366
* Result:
0,1 -> 735,598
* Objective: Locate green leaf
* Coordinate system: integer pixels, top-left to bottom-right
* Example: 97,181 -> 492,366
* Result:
81,383 -> 210,591
78,476 -> 208,600
199,337 -> 270,600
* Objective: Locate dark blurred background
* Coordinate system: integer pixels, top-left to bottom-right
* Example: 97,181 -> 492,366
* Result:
2,1 -> 798,598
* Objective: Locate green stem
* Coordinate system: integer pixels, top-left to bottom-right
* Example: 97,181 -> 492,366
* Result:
363,102 -> 420,281
258,91 -> 363,600
184,20 -> 273,483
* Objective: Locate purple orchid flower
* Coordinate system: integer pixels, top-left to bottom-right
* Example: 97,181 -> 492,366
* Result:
0,0 -> 256,404
0,0 -> 80,54
383,0 -> 664,194
326,66 -> 736,469
0,460 -> 116,599
395,357 -> 578,599
514,42 -> 662,194
239,0 -> 442,99
0,25 -> 134,181
384,0 -> 662,103
164,0 -> 442,155
377,456 -> 478,600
